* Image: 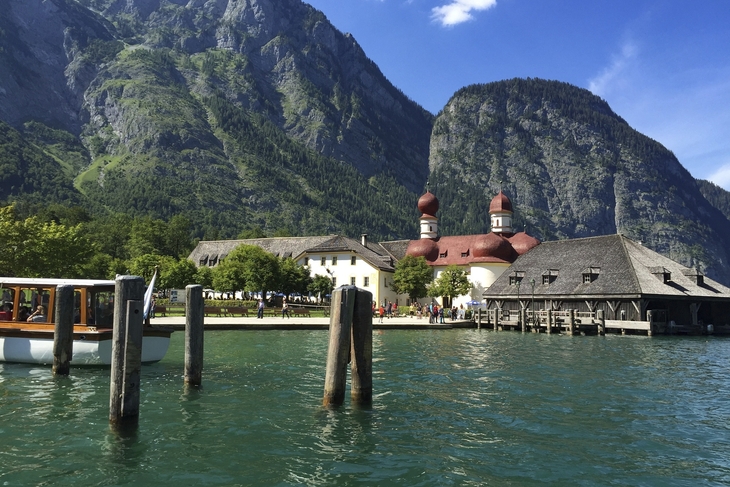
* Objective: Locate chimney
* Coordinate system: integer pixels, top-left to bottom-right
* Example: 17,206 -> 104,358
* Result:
361,234 -> 368,247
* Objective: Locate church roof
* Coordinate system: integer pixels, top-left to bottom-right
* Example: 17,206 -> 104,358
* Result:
484,234 -> 730,299
489,190 -> 513,213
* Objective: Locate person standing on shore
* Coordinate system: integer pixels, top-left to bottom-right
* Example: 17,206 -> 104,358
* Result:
282,298 -> 290,319
257,298 -> 264,319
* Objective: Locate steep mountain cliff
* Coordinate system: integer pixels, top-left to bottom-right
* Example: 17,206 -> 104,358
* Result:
1,2 -> 729,283
429,79 -> 730,282
0,0 -> 431,238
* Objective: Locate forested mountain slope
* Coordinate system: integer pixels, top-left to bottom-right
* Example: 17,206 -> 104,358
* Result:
1,2 -> 729,283
0,0 -> 431,239
429,79 -> 730,282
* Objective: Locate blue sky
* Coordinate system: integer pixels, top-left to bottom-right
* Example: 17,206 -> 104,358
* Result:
304,0 -> 730,189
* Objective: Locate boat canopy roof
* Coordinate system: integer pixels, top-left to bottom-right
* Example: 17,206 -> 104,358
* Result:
0,277 -> 116,288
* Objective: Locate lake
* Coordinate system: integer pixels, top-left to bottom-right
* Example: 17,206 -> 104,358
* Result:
1,329 -> 729,486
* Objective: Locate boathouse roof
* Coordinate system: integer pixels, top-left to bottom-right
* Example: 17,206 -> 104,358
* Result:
484,234 -> 730,300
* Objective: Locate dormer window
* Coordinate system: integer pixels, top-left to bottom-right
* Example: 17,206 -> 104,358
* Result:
542,269 -> 559,285
582,266 -> 600,284
509,270 -> 525,286
461,250 -> 469,258
199,255 -> 209,266
682,268 -> 704,286
209,254 -> 219,266
439,251 -> 448,258
649,266 -> 671,284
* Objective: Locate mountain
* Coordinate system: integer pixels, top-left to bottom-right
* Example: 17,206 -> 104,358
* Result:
1,2 -> 729,283
429,79 -> 730,282
0,0 -> 432,239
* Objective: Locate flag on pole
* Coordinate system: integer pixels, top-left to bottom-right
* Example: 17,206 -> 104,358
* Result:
143,268 -> 157,320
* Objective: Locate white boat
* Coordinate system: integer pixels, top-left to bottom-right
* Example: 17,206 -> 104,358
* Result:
0,277 -> 172,365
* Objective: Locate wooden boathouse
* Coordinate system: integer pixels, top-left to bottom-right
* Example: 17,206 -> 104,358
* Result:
481,234 -> 730,335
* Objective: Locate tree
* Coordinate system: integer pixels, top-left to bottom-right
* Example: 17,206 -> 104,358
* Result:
428,265 -> 472,303
391,255 -> 433,301
278,258 -> 311,297
195,265 -> 214,289
162,259 -> 198,289
212,244 -> 280,298
308,274 -> 333,299
0,205 -> 93,278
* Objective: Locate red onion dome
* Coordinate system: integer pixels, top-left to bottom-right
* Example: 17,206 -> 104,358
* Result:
473,232 -> 513,260
417,191 -> 439,216
489,190 -> 513,213
508,232 -> 541,255
406,238 -> 439,261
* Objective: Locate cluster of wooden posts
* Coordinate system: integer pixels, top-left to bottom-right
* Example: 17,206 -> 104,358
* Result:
51,280 -> 373,431
52,277 -> 205,429
474,308 -> 666,336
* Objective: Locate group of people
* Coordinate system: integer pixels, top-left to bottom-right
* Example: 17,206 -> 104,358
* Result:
0,302 -> 46,322
374,301 -> 399,323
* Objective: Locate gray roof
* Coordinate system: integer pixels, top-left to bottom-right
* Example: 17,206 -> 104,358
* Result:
189,235 -> 397,272
484,234 -> 730,300
377,240 -> 411,261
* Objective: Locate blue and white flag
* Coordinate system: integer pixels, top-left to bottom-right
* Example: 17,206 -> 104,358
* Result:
143,269 -> 157,320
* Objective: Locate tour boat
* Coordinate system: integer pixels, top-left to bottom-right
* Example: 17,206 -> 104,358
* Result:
0,277 -> 172,365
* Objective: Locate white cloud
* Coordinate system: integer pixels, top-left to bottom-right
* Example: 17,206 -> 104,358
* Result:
431,0 -> 497,27
588,41 -> 638,98
708,164 -> 730,189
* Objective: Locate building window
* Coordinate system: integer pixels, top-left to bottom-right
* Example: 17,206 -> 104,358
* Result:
332,256 -> 338,265
439,251 -> 447,258
351,256 -> 356,265
583,274 -> 592,284
350,277 -> 356,286
332,277 -> 336,287
384,277 -> 388,288
320,257 -> 326,266
304,257 -> 309,266
364,276 -> 369,287
461,250 -> 469,258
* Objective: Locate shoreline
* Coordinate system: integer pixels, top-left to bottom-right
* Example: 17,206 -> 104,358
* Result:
150,315 -> 477,331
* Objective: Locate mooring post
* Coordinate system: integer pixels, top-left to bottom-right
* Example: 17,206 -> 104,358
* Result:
567,309 -> 575,336
477,308 -> 482,329
110,275 -> 144,426
185,284 -> 204,386
350,288 -> 373,406
597,309 -> 606,336
495,309 -> 501,331
52,284 -> 74,376
546,309 -> 552,335
323,286 -> 356,407
520,308 -> 526,333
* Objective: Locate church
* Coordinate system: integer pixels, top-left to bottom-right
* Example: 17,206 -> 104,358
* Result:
188,189 -> 539,308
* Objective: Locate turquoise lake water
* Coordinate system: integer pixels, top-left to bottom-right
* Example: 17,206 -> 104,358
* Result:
1,329 -> 729,486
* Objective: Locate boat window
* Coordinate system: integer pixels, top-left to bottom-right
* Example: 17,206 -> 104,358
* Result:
17,287 -> 53,322
90,290 -> 115,327
74,290 -> 82,323
0,288 -> 15,321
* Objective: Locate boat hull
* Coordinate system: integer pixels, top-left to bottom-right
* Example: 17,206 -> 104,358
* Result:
0,334 -> 171,365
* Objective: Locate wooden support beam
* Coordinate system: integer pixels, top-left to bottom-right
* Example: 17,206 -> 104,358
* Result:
53,284 -> 74,376
184,284 -> 204,387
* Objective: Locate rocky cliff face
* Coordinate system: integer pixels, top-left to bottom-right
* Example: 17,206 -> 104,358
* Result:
429,79 -> 730,283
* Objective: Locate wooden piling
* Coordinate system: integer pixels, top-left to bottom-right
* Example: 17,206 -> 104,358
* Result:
52,284 -> 74,376
323,286 -> 356,407
477,308 -> 481,329
350,288 -> 373,406
546,309 -> 553,335
494,309 -> 500,331
596,309 -> 606,336
110,276 -> 144,426
567,309 -> 575,336
185,284 -> 204,386
520,308 -> 526,333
